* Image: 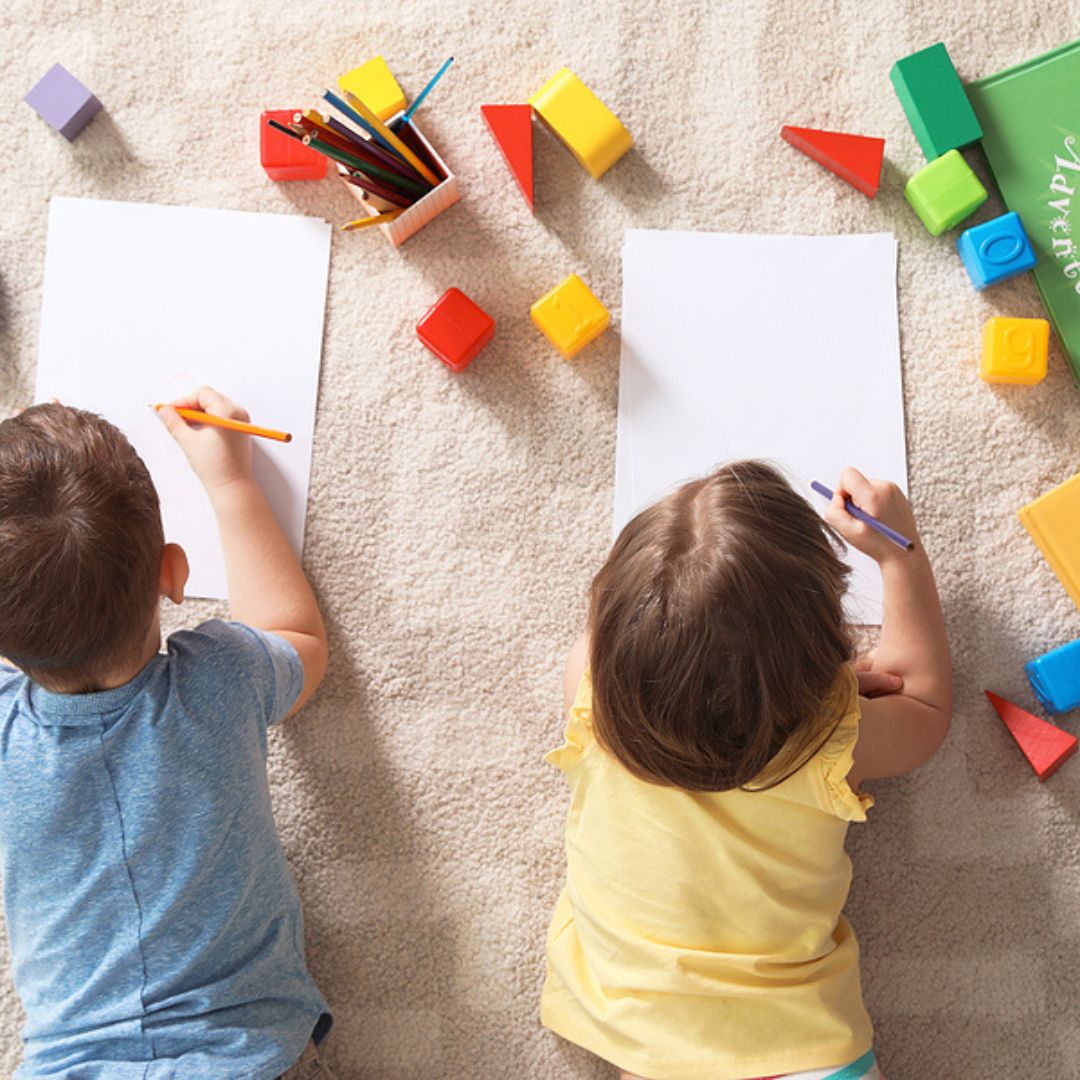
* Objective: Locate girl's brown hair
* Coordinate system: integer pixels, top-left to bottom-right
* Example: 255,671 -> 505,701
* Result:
0,405 -> 164,692
588,461 -> 853,792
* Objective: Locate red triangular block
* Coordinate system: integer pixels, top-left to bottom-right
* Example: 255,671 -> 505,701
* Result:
780,125 -> 885,198
481,104 -> 533,210
986,690 -> 1078,781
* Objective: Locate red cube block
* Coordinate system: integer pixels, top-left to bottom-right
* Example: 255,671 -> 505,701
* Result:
416,288 -> 495,372
260,109 -> 327,181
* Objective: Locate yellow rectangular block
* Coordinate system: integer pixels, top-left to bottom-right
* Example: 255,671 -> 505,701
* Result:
1019,472 -> 1080,612
338,56 -> 406,123
528,68 -> 632,180
531,273 -> 609,359
980,317 -> 1049,384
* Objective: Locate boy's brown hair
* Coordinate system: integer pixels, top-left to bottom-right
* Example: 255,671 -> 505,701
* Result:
588,460 -> 853,792
0,405 -> 163,692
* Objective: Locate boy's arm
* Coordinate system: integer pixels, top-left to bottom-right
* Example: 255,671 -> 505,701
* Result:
825,469 -> 952,786
159,388 -> 328,720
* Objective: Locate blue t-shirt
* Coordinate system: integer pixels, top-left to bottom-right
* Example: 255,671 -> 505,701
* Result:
0,620 -> 331,1079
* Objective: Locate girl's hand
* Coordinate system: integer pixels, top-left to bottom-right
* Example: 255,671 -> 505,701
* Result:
825,466 -> 920,565
157,386 -> 254,494
854,651 -> 902,697
854,669 -> 903,697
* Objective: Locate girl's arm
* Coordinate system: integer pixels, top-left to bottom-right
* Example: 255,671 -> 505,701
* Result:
825,468 -> 952,786
563,633 -> 590,714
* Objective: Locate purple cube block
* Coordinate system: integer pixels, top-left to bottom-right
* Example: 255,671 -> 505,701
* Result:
24,64 -> 101,141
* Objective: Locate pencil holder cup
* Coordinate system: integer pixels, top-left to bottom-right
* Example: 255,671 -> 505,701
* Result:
340,116 -> 460,247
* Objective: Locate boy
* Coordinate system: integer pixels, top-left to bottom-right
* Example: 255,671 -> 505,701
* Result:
0,387 -> 334,1079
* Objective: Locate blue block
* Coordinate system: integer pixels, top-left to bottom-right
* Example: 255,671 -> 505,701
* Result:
1025,638 -> 1080,715
957,211 -> 1037,290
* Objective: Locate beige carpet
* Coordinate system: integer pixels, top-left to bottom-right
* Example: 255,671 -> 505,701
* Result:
1,1 -> 1078,1076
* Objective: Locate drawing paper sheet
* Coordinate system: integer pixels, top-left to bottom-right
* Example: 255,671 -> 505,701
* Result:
35,196 -> 332,599
615,229 -> 906,624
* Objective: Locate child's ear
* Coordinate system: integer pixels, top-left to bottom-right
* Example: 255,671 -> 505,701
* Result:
160,543 -> 190,605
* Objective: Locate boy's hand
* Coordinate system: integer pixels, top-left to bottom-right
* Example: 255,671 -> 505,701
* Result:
825,467 -> 920,564
157,386 -> 254,494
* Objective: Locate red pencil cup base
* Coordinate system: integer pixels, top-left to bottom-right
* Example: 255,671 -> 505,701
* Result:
417,288 -> 495,372
340,116 -> 460,246
260,109 -> 328,181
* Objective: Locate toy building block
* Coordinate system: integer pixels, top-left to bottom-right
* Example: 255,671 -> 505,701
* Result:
904,149 -> 986,235
528,68 -> 632,180
986,690 -> 1077,781
889,42 -> 983,160
481,105 -> 534,210
416,288 -> 494,372
531,274 -> 609,360
779,126 -> 885,198
980,317 -> 1049,385
24,64 -> 101,141
1026,638 -> 1080,715
260,110 -> 327,181
338,56 -> 406,123
1018,470 -> 1080,613
958,211 -> 1037,290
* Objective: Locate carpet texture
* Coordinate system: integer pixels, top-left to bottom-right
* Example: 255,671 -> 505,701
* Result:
1,2 -> 1077,1077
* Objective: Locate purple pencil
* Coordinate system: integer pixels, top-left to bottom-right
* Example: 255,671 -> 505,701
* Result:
810,480 -> 914,552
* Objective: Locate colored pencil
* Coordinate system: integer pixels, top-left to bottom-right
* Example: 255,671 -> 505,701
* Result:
401,56 -> 454,124
290,114 -> 372,159
322,89 -> 403,159
342,92 -> 441,187
318,114 -> 430,185
301,132 -> 430,196
155,406 -> 292,443
810,480 -> 914,552
341,209 -> 403,231
339,170 -> 415,209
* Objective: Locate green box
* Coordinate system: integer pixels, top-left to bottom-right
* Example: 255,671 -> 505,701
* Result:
891,42 -> 983,160
966,39 -> 1080,389
904,150 -> 987,235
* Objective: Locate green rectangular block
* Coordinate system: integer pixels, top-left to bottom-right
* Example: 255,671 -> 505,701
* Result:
966,39 -> 1080,389
890,42 -> 983,160
904,149 -> 987,235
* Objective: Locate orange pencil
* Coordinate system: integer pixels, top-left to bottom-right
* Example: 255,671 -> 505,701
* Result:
154,405 -> 292,443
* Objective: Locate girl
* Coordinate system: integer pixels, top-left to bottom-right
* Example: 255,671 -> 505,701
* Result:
541,462 -> 951,1080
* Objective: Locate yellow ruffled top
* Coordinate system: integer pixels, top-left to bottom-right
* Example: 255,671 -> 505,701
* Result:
541,667 -> 874,1080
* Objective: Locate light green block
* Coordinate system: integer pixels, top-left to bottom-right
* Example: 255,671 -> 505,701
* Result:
904,149 -> 987,235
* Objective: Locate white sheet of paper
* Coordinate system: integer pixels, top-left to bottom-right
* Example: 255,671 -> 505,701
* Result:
35,196 -> 332,599
615,229 -> 907,625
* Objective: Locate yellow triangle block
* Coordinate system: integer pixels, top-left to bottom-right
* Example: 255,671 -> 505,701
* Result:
1018,472 -> 1080,611
338,56 -> 406,122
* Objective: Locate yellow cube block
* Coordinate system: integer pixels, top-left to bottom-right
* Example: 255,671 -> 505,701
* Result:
338,56 -> 406,123
979,317 -> 1050,384
528,68 -> 632,179
531,274 -> 609,359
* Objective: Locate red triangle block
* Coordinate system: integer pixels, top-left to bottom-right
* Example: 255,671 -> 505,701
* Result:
780,125 -> 885,198
481,104 -> 533,210
986,690 -> 1078,781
